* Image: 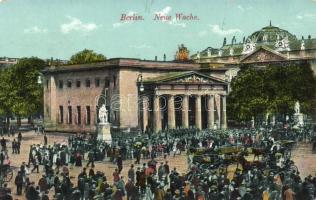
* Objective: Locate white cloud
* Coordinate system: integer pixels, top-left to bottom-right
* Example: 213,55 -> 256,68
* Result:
153,6 -> 186,28
155,6 -> 172,21
296,15 -> 303,19
198,30 -> 208,37
168,18 -> 186,28
129,44 -> 151,49
0,0 -> 6,3
112,11 -> 137,28
296,13 -> 316,20
24,26 -> 48,34
237,5 -> 253,12
61,16 -> 98,34
209,24 -> 242,36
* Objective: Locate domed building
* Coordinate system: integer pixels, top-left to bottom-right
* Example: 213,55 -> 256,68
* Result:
191,23 -> 316,76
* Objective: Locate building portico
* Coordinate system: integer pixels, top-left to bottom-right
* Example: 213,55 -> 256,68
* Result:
139,71 -> 228,133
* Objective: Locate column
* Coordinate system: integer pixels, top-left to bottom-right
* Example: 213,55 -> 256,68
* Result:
182,95 -> 189,128
221,95 -> 227,129
195,95 -> 202,130
168,95 -> 176,129
142,96 -> 149,132
153,95 -> 161,133
216,94 -> 221,129
207,95 -> 215,129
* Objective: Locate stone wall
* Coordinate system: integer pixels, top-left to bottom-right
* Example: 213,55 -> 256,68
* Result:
44,68 -> 119,133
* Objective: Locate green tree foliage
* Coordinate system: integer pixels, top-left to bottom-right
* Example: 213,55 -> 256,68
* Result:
69,49 -> 106,64
0,57 -> 47,125
228,62 -> 316,122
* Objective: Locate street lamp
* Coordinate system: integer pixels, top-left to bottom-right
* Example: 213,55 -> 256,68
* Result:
37,73 -> 43,85
138,73 -> 144,92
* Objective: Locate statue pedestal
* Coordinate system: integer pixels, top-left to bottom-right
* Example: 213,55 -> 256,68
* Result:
294,113 -> 304,126
97,123 -> 111,143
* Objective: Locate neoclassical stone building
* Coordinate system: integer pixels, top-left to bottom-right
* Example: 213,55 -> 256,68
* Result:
192,23 -> 316,74
43,59 -> 228,133
43,23 -> 316,133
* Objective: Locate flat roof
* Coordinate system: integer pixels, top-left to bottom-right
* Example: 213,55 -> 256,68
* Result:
42,58 -> 201,74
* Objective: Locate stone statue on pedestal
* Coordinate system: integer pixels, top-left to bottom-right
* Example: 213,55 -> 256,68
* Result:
97,103 -> 111,142
293,101 -> 304,128
98,104 -> 108,124
294,101 -> 300,114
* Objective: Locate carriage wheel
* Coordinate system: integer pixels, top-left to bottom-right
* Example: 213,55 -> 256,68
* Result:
3,169 -> 13,182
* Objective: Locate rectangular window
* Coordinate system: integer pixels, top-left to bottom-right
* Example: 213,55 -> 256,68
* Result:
113,76 -> 116,88
76,80 -> 81,88
95,78 -> 100,87
104,78 -> 110,87
77,106 -> 81,125
85,79 -> 90,87
59,106 -> 63,123
86,106 -> 91,125
68,106 -> 72,124
67,80 -> 72,88
58,80 -> 63,89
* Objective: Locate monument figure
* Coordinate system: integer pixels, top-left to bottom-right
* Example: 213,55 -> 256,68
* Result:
293,101 -> 304,127
98,104 -> 108,124
97,89 -> 111,142
294,101 -> 300,114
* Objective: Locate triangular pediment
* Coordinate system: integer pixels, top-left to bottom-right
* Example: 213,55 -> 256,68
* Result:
240,46 -> 288,63
143,71 -> 226,84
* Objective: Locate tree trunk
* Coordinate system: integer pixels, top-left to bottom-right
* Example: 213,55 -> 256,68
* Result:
17,116 -> 21,127
6,116 -> 10,128
27,116 -> 34,125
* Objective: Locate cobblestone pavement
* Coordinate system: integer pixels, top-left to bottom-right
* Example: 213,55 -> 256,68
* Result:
2,131 -> 316,200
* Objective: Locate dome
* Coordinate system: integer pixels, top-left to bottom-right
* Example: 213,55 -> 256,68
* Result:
248,24 -> 297,43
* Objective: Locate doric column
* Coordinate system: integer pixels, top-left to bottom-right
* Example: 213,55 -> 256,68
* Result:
168,95 -> 176,129
142,96 -> 149,132
153,95 -> 161,133
182,95 -> 189,128
195,95 -> 202,130
221,95 -> 227,129
207,95 -> 215,129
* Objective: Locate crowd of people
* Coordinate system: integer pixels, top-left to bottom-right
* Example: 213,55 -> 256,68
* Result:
0,125 -> 315,199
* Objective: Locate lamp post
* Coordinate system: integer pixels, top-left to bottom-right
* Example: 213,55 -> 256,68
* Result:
138,73 -> 144,92
137,73 -> 144,133
37,72 -> 44,122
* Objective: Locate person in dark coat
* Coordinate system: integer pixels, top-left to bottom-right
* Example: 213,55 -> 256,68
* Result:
14,171 -> 23,195
75,152 -> 82,166
86,151 -> 95,167
25,183 -> 39,200
18,132 -> 22,142
117,155 -> 123,174
44,134 -> 48,146
38,175 -> 49,193
128,164 -> 135,183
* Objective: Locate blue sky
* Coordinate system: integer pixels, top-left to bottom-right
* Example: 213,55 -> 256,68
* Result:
0,0 -> 316,60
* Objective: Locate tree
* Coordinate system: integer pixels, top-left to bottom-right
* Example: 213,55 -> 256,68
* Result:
227,66 -> 268,122
227,62 -> 316,124
0,57 -> 47,126
69,49 -> 106,64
